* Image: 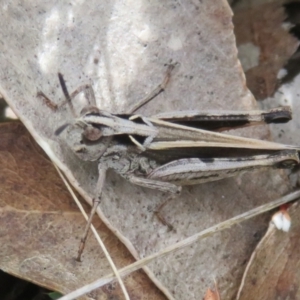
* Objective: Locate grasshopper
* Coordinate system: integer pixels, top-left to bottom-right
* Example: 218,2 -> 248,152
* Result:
39,65 -> 300,261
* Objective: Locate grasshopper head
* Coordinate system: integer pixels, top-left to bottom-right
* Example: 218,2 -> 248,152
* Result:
57,123 -> 111,161
53,73 -> 112,161
55,106 -> 110,162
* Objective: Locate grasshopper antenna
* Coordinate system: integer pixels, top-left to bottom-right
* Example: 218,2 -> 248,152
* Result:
46,73 -> 77,136
54,123 -> 71,136
58,73 -> 76,117
37,73 -> 77,118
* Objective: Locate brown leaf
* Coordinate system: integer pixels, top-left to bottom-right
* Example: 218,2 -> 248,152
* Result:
237,202 -> 300,300
0,122 -> 166,299
234,2 -> 299,99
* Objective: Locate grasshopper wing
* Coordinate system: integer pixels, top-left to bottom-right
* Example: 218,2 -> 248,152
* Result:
147,116 -> 299,152
152,106 -> 292,132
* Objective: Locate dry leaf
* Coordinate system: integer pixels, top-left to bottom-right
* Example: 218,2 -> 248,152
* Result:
234,2 -> 299,99
233,2 -> 300,299
0,122 -> 166,299
0,1 -> 296,299
237,202 -> 300,300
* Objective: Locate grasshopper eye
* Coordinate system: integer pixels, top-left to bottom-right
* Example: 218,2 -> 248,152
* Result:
83,126 -> 102,141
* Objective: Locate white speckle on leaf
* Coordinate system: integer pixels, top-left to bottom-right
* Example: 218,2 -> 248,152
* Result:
277,68 -> 288,79
238,43 -> 260,72
134,24 -> 157,42
167,34 -> 184,51
272,211 -> 291,232
281,21 -> 293,31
